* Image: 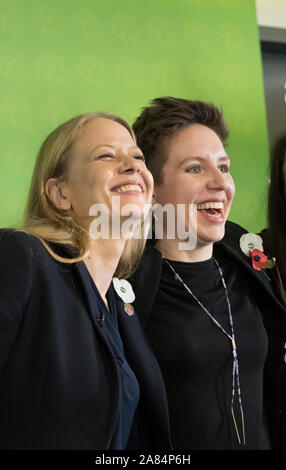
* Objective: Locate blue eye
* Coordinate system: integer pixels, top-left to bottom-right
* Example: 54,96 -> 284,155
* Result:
185,165 -> 200,174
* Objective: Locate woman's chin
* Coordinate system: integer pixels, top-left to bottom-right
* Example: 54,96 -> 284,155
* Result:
197,225 -> 226,246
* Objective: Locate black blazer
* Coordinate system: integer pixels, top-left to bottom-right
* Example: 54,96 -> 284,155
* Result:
130,221 -> 286,449
0,229 -> 172,450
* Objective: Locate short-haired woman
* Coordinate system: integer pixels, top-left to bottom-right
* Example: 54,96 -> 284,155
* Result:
130,97 -> 286,450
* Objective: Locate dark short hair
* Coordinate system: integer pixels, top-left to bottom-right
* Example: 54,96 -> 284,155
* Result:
133,96 -> 229,183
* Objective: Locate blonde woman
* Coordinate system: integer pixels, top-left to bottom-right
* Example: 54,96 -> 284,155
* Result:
0,112 -> 171,450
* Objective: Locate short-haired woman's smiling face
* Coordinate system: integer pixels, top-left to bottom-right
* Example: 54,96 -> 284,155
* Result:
154,123 -> 235,247
58,118 -> 153,228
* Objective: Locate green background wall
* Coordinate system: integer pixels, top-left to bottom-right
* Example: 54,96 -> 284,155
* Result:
0,0 -> 269,232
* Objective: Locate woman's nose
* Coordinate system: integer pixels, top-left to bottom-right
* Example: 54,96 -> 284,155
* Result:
207,168 -> 227,189
118,155 -> 142,174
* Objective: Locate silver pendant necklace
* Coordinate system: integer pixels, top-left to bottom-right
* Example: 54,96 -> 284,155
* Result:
163,256 -> 246,445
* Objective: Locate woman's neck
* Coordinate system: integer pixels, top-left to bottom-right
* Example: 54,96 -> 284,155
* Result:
155,238 -> 213,262
84,237 -> 126,303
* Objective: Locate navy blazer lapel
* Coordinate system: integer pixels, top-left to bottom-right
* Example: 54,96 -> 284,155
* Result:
73,261 -> 107,333
47,241 -> 105,331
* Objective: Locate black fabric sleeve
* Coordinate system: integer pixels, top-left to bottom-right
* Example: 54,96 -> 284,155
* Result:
0,230 -> 33,371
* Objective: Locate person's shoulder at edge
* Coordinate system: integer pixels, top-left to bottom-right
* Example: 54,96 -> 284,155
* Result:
0,228 -> 41,251
0,228 -> 41,262
0,228 -> 78,261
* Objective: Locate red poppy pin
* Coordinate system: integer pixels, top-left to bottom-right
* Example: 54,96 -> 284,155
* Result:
239,233 -> 275,276
250,248 -> 267,271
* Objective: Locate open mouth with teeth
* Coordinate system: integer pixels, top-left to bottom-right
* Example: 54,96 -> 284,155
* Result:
197,202 -> 224,218
112,184 -> 143,193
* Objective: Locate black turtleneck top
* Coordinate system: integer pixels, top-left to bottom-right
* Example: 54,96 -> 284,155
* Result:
145,245 -> 270,450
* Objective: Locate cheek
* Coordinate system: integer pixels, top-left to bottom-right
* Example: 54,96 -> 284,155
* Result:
84,169 -> 109,194
147,172 -> 154,194
225,176 -> 235,203
144,170 -> 154,198
69,172 -> 104,206
179,179 -> 203,204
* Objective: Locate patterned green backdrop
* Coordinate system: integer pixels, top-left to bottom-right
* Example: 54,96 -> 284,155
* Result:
0,0 -> 269,232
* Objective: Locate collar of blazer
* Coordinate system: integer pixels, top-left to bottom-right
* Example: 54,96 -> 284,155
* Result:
130,221 -> 286,324
48,241 -> 108,330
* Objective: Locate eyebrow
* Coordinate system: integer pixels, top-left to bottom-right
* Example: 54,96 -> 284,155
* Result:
89,143 -> 141,154
87,143 -> 142,159
179,155 -> 230,165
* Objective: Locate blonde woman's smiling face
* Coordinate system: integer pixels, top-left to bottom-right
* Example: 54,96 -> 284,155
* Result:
60,118 -> 153,227
154,123 -> 235,246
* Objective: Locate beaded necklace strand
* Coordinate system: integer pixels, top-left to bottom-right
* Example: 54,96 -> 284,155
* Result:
163,256 -> 246,445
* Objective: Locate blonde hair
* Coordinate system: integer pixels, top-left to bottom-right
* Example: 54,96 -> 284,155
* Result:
22,112 -> 146,278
